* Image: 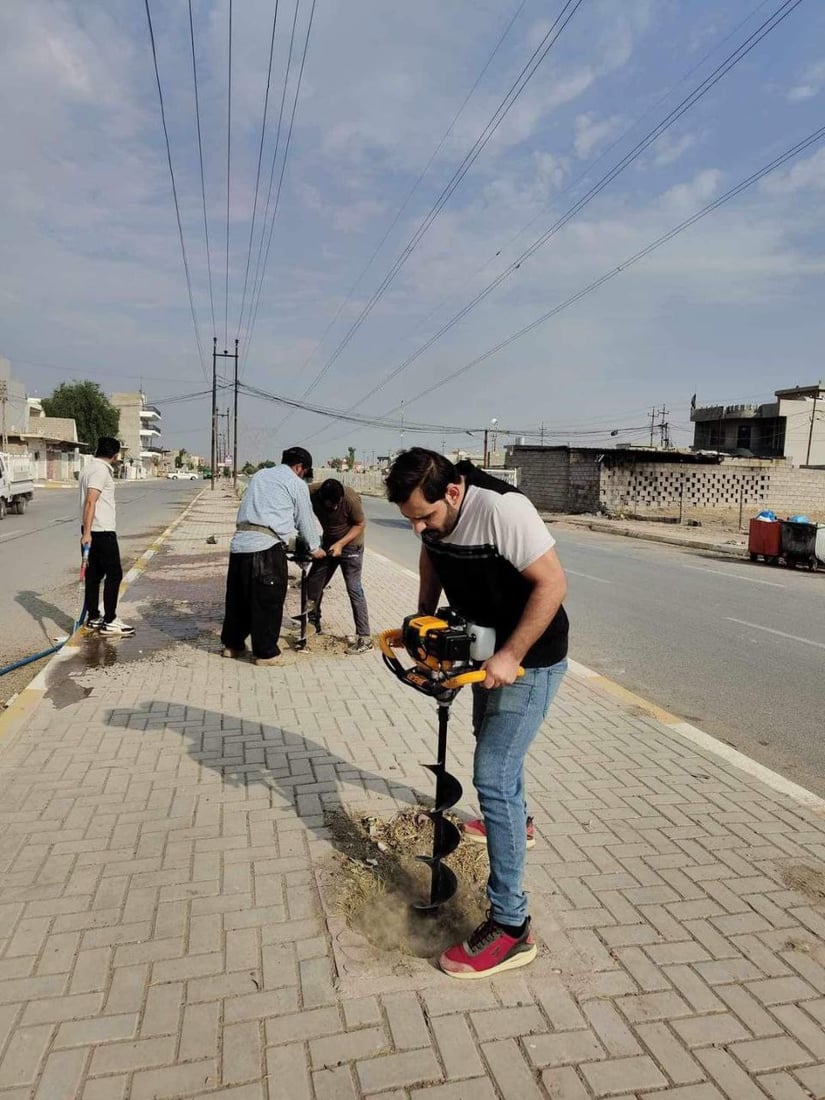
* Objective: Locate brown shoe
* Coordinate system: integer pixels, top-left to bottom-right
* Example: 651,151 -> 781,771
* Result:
221,647 -> 244,659
253,654 -> 283,666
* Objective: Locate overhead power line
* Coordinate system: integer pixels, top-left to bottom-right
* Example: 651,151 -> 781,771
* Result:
328,0 -> 805,420
390,121 -> 825,416
241,0 -> 318,369
290,0 -> 586,407
236,380 -> 657,441
235,0 -> 281,344
188,0 -> 216,338
224,0 -> 234,347
238,381 -> 479,435
270,0 -> 532,439
143,0 -> 207,380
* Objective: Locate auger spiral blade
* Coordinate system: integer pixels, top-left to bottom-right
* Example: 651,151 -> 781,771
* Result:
412,861 -> 458,911
422,764 -> 463,813
420,815 -> 461,861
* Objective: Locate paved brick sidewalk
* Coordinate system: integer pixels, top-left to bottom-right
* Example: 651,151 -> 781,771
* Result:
3,492 -> 825,1100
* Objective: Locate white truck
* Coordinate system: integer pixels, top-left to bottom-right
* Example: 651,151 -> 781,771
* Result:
0,453 -> 35,518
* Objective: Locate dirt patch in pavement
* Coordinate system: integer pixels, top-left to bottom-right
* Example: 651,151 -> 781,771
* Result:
322,808 -> 489,958
781,862 -> 825,904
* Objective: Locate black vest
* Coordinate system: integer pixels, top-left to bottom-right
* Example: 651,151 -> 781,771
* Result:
422,462 -> 569,667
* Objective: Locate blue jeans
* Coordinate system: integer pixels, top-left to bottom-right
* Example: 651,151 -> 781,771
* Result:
471,659 -> 567,927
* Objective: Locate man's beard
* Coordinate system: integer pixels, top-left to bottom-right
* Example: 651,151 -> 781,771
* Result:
427,500 -> 460,540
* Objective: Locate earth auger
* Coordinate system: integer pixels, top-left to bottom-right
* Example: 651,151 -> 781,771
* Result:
380,610 -> 523,910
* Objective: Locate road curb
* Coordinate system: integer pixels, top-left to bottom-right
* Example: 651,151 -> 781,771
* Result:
567,657 -> 825,814
0,489 -> 207,746
556,518 -> 747,557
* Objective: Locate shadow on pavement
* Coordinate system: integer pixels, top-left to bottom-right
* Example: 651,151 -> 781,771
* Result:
15,588 -> 77,639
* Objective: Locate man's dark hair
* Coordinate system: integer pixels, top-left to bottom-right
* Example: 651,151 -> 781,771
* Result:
96,436 -> 121,459
281,446 -> 313,478
385,447 -> 459,505
318,478 -> 345,508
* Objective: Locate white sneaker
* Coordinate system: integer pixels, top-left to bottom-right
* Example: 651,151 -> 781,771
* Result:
84,616 -> 104,631
99,617 -> 136,637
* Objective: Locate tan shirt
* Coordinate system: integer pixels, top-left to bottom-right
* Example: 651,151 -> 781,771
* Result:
79,457 -> 117,532
310,485 -> 365,548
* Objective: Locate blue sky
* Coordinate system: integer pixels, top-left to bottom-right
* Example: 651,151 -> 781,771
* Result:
1,0 -> 824,463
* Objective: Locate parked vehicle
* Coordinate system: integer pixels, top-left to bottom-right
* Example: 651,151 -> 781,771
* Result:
166,470 -> 199,481
0,453 -> 35,519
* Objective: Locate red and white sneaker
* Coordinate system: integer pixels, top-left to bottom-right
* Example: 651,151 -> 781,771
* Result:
462,816 -> 536,850
439,914 -> 537,979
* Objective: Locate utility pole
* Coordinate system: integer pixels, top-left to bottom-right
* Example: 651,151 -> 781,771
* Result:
211,339 -> 218,492
657,405 -> 671,450
539,422 -> 545,446
232,338 -> 239,488
649,407 -> 657,448
806,390 -> 820,466
0,380 -> 8,452
483,429 -> 489,468
212,342 -> 238,486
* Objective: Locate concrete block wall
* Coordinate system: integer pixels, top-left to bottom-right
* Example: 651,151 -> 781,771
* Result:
600,462 -> 825,521
506,446 -> 600,511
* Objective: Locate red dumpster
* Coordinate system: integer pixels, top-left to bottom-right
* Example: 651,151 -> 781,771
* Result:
748,518 -> 781,564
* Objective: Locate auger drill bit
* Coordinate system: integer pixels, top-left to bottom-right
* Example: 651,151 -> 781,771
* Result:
414,700 -> 462,910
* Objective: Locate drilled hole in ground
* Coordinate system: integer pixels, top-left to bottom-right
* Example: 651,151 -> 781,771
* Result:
322,808 -> 489,958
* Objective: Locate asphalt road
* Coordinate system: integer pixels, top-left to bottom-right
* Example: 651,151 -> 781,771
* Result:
0,478 -> 201,704
361,496 -> 825,797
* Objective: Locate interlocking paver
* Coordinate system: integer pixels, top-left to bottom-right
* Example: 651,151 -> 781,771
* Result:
4,490 -> 825,1099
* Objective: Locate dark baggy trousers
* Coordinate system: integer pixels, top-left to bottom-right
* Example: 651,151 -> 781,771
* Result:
220,544 -> 288,659
305,546 -> 370,636
84,531 -> 123,623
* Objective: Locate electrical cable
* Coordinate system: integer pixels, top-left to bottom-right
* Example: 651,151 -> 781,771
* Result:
240,0 -> 317,370
188,0 -> 217,338
270,0 -> 533,438
224,0 -> 233,348
235,0 -> 281,343
143,0 -> 208,380
287,0 -> 586,406
387,120 -> 825,417
325,0 -> 806,421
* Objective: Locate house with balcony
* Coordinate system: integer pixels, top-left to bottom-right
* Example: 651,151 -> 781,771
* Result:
110,391 -> 163,477
690,382 -> 825,467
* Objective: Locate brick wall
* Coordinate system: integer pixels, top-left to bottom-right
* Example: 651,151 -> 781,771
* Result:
506,446 -> 600,511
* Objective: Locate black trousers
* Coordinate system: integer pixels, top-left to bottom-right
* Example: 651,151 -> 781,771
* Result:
220,544 -> 288,659
84,531 -> 123,622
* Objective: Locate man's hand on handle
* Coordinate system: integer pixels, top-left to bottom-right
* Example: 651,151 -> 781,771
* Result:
310,548 -> 326,560
481,649 -> 522,690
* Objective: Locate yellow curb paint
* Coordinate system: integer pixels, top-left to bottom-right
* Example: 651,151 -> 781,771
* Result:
567,657 -> 825,813
0,489 -> 207,746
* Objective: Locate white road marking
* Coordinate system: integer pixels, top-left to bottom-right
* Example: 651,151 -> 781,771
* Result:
566,568 -> 612,585
682,564 -> 784,588
726,617 -> 825,651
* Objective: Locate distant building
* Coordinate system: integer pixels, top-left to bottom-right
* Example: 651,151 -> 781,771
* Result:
0,355 -> 28,449
690,382 -> 825,467
110,391 -> 162,477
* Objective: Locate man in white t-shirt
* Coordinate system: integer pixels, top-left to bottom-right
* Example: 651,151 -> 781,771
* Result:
386,447 -> 568,979
79,436 -> 134,636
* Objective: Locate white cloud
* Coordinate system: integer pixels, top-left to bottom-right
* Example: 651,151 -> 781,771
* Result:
786,59 -> 825,103
573,112 -> 624,158
651,131 -> 696,168
659,168 -> 724,214
760,146 -> 825,196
